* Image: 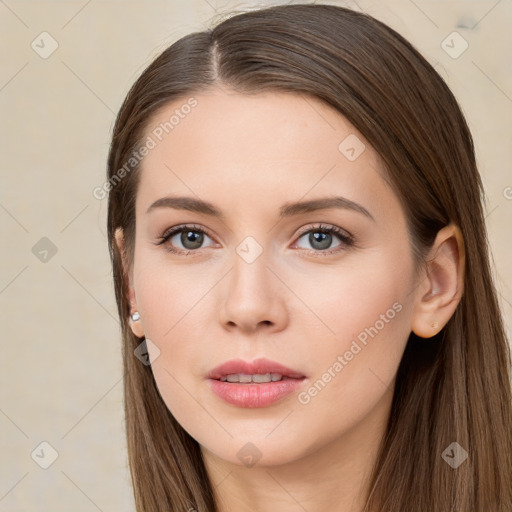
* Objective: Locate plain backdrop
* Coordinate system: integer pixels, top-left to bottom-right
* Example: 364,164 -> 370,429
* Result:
1,1 -> 511,510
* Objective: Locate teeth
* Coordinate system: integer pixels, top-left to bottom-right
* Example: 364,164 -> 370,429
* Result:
253,373 -> 271,383
220,373 -> 283,383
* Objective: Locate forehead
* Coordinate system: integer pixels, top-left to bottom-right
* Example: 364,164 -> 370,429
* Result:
135,90 -> 395,222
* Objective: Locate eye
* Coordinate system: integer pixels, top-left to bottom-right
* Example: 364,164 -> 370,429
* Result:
156,224 -> 216,254
156,223 -> 354,256
293,224 -> 354,255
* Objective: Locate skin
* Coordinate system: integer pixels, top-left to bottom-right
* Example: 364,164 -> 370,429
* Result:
116,87 -> 464,512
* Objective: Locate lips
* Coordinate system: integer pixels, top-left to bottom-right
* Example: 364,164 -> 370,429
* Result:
206,357 -> 307,408
206,357 -> 306,380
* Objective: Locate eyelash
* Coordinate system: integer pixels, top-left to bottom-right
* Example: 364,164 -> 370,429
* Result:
155,223 -> 355,257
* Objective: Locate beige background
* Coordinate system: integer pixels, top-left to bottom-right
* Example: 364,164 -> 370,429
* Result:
1,1 -> 511,510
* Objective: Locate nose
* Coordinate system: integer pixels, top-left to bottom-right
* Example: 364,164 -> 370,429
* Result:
218,249 -> 289,334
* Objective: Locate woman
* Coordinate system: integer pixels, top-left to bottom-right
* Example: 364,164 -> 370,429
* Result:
106,4 -> 512,511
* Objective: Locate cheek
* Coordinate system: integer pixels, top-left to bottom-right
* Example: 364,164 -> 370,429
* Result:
133,251 -> 219,343
131,252 -> 223,421
291,305 -> 410,463
288,250 -> 411,352
291,257 -> 413,438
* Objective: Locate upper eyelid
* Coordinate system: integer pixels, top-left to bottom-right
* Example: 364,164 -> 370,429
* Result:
162,224 -> 212,238
295,223 -> 352,239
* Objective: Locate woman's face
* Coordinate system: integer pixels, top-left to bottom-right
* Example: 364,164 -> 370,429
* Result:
121,89 -> 420,467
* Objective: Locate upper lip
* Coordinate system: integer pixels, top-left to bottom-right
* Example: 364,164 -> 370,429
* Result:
207,358 -> 306,380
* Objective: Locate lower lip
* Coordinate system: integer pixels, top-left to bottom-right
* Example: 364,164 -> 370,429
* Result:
207,378 -> 305,408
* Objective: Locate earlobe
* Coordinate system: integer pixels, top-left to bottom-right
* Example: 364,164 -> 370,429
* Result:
115,228 -> 145,338
129,310 -> 145,338
411,224 -> 465,338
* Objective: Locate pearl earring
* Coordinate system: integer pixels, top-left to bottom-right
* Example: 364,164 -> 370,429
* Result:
131,311 -> 140,322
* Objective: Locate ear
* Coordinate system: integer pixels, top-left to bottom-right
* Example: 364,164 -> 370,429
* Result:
114,227 -> 145,338
410,223 -> 465,338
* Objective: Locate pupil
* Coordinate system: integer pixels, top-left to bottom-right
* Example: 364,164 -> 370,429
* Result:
182,231 -> 203,249
311,232 -> 331,250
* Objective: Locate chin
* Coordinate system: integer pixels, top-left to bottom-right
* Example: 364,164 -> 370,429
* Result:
201,433 -> 314,469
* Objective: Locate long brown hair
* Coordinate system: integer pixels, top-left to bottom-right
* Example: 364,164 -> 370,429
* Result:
106,4 -> 512,511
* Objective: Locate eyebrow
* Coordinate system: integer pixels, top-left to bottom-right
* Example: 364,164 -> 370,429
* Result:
146,195 -> 374,221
